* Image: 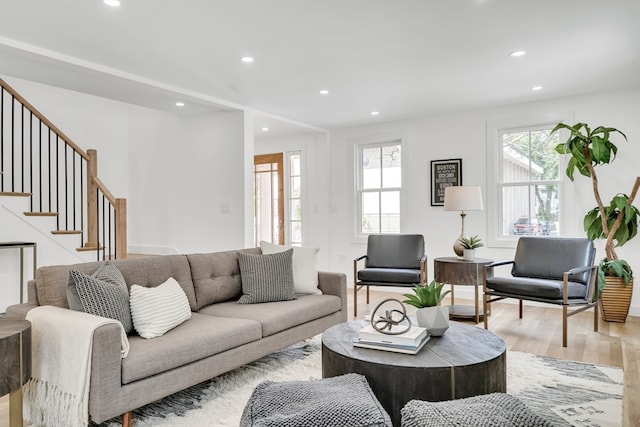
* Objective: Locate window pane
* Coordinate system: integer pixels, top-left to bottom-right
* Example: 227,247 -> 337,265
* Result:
502,129 -> 559,183
362,192 -> 380,233
290,176 -> 301,198
382,144 -> 401,188
362,147 -> 381,189
290,221 -> 302,244
290,155 -> 300,176
380,191 -> 400,233
290,199 -> 301,221
503,184 -> 559,236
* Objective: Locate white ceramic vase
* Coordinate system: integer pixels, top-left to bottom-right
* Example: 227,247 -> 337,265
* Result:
416,305 -> 450,336
463,248 -> 476,261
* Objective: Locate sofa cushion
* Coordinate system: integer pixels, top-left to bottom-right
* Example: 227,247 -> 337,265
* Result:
238,249 -> 296,304
122,312 -> 262,384
187,248 -> 261,310
199,294 -> 342,337
68,269 -> 133,334
36,255 -> 198,311
260,241 -> 320,294
129,277 -> 192,339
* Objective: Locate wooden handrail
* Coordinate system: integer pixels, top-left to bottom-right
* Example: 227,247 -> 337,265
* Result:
0,78 -> 89,160
93,176 -> 116,204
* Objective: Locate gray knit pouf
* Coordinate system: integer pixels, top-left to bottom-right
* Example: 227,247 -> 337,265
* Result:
240,373 -> 392,427
401,393 -> 553,427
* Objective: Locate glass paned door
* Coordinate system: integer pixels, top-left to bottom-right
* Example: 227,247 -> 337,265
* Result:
254,153 -> 284,245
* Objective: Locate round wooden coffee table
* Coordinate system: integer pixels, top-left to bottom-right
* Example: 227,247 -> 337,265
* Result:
322,320 -> 506,426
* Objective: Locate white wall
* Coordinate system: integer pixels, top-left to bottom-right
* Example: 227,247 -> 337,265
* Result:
327,88 -> 640,316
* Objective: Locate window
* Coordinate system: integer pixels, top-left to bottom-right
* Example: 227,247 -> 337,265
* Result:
287,152 -> 302,246
498,125 -> 561,238
356,141 -> 401,234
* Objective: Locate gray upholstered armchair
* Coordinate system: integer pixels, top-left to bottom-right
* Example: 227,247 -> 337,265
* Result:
353,234 -> 427,317
483,237 -> 598,347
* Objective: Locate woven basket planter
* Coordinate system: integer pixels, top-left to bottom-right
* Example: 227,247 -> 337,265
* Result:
600,276 -> 634,323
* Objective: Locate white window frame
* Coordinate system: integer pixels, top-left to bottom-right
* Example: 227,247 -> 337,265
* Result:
354,139 -> 403,238
286,150 -> 302,246
486,112 -> 576,248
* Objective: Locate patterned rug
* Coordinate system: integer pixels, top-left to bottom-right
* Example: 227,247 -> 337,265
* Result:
96,336 -> 623,427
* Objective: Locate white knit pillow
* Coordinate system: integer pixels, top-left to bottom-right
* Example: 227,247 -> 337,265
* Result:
129,277 -> 192,339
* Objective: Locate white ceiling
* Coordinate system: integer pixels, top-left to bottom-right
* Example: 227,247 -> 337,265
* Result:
1,0 -> 639,137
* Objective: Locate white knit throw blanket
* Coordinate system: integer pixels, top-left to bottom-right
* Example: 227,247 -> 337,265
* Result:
24,305 -> 130,427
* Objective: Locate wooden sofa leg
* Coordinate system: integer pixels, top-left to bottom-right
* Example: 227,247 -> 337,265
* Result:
122,411 -> 132,427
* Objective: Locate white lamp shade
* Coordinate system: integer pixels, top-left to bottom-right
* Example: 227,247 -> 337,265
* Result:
444,186 -> 484,211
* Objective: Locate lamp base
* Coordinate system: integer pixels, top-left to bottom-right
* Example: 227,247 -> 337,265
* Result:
453,235 -> 465,257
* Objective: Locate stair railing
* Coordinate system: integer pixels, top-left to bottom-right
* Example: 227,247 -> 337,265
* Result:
0,78 -> 127,260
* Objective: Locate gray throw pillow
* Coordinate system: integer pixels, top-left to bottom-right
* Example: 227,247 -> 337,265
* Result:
237,249 -> 295,304
68,264 -> 133,334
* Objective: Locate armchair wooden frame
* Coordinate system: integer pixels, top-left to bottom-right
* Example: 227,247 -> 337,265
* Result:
353,255 -> 427,318
482,261 -> 599,347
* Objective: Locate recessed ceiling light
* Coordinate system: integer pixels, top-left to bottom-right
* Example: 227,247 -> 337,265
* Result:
510,50 -> 526,57
103,0 -> 121,7
241,57 -> 254,63
370,111 -> 380,116
261,127 -> 269,132
175,102 -> 185,107
319,89 -> 329,95
532,86 -> 543,91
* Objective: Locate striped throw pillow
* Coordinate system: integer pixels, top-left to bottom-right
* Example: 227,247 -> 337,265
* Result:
129,277 -> 192,339
237,249 -> 295,304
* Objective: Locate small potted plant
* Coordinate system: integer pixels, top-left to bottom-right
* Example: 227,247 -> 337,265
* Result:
402,280 -> 451,336
459,235 -> 483,261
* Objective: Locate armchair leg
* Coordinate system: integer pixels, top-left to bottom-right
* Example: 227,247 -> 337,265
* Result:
353,284 -> 358,318
519,300 -> 523,318
562,305 -> 568,347
366,285 -> 370,303
594,302 -> 599,332
483,294 -> 489,330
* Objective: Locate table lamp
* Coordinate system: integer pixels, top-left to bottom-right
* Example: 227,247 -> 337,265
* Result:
444,186 -> 484,257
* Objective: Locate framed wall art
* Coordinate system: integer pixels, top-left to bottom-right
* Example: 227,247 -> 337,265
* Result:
430,158 -> 462,206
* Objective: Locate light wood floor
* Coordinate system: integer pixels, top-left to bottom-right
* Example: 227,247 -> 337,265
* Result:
2,290 -> 638,426
353,289 -> 639,427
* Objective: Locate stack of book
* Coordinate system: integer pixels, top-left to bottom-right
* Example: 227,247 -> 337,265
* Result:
353,324 -> 430,354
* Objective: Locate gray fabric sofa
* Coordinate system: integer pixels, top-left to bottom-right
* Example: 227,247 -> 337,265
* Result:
5,248 -> 347,426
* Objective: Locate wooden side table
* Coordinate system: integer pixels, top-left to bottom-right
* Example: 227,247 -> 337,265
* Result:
0,320 -> 31,427
434,257 -> 493,323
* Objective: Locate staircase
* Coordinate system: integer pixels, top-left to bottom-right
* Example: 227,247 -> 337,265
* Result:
0,78 -> 126,261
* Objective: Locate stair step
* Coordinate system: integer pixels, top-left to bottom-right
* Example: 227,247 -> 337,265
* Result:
52,230 -> 83,235
24,212 -> 59,217
77,246 -> 105,252
0,191 -> 31,197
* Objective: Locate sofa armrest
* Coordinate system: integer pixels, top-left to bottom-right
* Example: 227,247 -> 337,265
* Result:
88,322 -> 127,423
318,271 -> 347,321
4,303 -> 39,320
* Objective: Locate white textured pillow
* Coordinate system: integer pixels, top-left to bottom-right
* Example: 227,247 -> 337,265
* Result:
129,277 -> 192,339
260,241 -> 320,294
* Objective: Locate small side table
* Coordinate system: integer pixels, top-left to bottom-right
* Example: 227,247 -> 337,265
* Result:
0,320 -> 31,427
0,242 -> 37,304
434,257 -> 493,323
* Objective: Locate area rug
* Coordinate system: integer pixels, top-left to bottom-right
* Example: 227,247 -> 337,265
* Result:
96,336 -> 623,427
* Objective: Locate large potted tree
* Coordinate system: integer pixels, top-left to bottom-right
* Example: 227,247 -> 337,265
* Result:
552,123 -> 640,322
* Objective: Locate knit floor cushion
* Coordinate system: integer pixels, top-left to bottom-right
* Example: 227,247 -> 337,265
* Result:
401,393 -> 553,427
240,373 -> 392,427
